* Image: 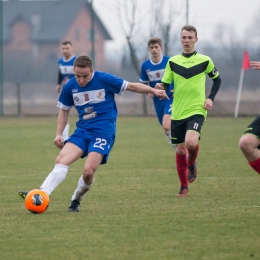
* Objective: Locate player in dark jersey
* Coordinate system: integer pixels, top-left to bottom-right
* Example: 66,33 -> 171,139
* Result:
158,25 -> 221,197
239,61 -> 260,175
19,55 -> 168,212
140,38 -> 175,148
56,41 -> 77,141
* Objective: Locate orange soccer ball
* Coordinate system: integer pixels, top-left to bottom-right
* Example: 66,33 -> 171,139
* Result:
24,189 -> 50,214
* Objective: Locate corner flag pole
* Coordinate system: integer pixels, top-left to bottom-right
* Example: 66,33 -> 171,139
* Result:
0,0 -> 3,116
234,51 -> 250,118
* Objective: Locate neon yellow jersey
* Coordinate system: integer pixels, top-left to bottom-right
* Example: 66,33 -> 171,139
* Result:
162,52 -> 219,120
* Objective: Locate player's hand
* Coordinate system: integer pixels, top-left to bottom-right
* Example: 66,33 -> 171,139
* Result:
204,98 -> 213,111
54,135 -> 64,149
155,83 -> 164,90
148,93 -> 154,98
250,61 -> 260,70
56,85 -> 62,93
153,89 -> 169,100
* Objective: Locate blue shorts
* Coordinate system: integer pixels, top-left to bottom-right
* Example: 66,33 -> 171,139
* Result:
154,97 -> 173,125
65,129 -> 115,164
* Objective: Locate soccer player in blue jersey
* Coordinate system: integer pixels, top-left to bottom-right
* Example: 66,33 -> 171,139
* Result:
239,61 -> 260,175
19,55 -> 168,212
140,38 -> 175,148
56,41 -> 77,141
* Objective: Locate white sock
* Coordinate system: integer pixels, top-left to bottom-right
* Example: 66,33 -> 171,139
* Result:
166,131 -> 176,150
40,164 -> 69,196
62,124 -> 70,141
166,131 -> 171,143
71,176 -> 95,201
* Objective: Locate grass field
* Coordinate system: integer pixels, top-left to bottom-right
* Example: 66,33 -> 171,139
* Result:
0,116 -> 259,260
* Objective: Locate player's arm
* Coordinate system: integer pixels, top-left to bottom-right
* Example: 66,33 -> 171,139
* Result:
250,61 -> 260,70
141,82 -> 155,99
207,75 -> 221,101
204,70 -> 221,111
154,82 -> 170,91
56,71 -> 63,93
54,109 -> 69,149
158,60 -> 173,91
126,82 -> 169,100
162,83 -> 171,91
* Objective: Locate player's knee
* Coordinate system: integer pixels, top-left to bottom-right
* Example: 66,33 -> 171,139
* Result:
239,136 -> 250,152
83,165 -> 96,182
55,154 -> 66,165
185,140 -> 197,150
176,145 -> 186,155
162,123 -> 170,133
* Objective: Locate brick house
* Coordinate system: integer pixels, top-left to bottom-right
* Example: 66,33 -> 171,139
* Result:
3,0 -> 112,70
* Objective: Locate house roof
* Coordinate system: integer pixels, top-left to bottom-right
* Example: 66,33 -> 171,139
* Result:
3,0 -> 112,43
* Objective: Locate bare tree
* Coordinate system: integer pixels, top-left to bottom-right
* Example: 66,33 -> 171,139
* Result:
112,0 -> 183,115
150,0 -> 183,56
116,0 -> 146,75
116,0 -> 149,115
213,23 -> 245,66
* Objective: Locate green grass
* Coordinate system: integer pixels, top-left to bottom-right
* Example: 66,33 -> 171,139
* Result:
0,116 -> 259,260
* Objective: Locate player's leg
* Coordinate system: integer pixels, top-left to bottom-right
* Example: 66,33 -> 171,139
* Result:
185,115 -> 204,183
68,152 -> 103,212
68,135 -> 115,212
18,130 -> 84,200
157,100 -> 176,149
163,114 -> 177,150
172,119 -> 188,196
176,143 -> 189,197
18,142 -> 83,200
239,134 -> 260,160
239,116 -> 260,174
40,142 -> 83,195
162,114 -> 173,143
163,99 -> 176,149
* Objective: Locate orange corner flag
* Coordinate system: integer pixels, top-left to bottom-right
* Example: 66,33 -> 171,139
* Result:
242,51 -> 250,70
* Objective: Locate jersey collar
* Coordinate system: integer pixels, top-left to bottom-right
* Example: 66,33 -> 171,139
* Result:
150,55 -> 163,65
182,51 -> 197,58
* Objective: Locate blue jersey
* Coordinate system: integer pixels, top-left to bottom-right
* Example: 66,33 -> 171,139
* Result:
58,55 -> 77,84
140,55 -> 173,94
57,71 -> 128,136
140,55 -> 174,124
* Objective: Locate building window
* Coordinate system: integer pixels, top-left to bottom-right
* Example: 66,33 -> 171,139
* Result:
87,29 -> 98,40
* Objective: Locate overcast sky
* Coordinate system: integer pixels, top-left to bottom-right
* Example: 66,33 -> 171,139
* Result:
94,0 -> 260,47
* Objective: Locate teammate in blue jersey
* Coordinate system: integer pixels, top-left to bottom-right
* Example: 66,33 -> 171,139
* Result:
140,37 -> 175,148
56,41 -> 77,141
19,55 -> 168,212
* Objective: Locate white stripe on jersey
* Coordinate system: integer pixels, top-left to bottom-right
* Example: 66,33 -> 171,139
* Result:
146,68 -> 165,82
57,101 -> 72,110
72,89 -> 105,106
59,65 -> 74,75
119,80 -> 128,95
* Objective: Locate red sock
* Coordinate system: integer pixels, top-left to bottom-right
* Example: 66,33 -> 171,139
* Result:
249,157 -> 260,174
176,153 -> 188,187
188,145 -> 199,166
